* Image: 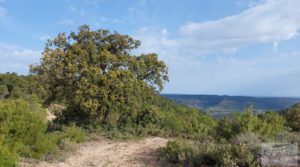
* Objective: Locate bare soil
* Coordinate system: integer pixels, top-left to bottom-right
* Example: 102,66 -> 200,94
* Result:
23,137 -> 172,167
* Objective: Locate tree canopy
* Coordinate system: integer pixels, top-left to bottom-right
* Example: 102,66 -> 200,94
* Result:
283,103 -> 300,131
30,25 -> 168,124
0,73 -> 29,99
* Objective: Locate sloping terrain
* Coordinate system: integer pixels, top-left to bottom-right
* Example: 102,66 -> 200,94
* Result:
25,137 -> 170,167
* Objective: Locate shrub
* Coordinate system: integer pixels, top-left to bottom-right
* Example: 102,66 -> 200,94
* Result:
275,131 -> 300,145
0,140 -> 18,167
283,103 -> 300,131
61,124 -> 86,143
162,106 -> 217,139
233,133 -> 261,151
159,139 -> 196,164
136,105 -> 162,127
217,143 -> 257,167
160,139 -> 258,167
0,99 -> 58,165
0,85 -> 9,99
117,111 -> 137,129
217,108 -> 285,140
0,73 -> 31,99
216,118 -> 236,140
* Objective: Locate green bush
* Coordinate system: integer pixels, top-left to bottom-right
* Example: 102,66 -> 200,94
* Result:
0,140 -> 18,167
0,85 -> 9,99
155,97 -> 217,139
160,139 -> 258,167
283,103 -> 300,131
275,131 -> 300,145
233,133 -> 261,151
61,124 -> 86,143
136,105 -> 162,127
0,73 -> 31,99
159,139 -> 197,164
0,99 -> 58,166
10,86 -> 23,98
217,143 -> 257,167
217,108 -> 285,140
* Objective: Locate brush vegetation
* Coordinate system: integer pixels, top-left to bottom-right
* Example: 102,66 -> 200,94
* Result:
0,25 -> 299,166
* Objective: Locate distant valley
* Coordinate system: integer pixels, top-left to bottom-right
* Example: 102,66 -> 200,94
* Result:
162,94 -> 300,114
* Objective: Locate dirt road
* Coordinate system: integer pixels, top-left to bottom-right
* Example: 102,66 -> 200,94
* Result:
28,137 -> 171,167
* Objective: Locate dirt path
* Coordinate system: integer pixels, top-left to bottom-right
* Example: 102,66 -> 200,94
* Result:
29,137 -> 171,167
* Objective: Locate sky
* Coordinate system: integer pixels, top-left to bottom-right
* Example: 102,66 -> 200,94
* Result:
0,0 -> 300,97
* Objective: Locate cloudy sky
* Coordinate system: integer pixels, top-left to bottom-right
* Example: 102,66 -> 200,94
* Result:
0,0 -> 300,97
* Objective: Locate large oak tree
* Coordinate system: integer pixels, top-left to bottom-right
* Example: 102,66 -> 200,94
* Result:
30,25 -> 168,124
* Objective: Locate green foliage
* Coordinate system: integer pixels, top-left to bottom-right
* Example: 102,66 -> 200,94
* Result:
150,96 -> 217,139
257,111 -> 285,137
160,108 -> 289,167
216,108 -> 285,140
0,99 -> 56,166
275,131 -> 300,145
0,73 -> 29,99
0,99 -> 88,166
160,139 -> 258,167
283,103 -> 300,131
10,86 -> 22,98
0,85 -> 9,99
159,139 -> 194,164
163,109 -> 216,139
136,105 -> 162,127
61,124 -> 86,143
233,133 -> 261,151
217,143 -> 257,167
0,139 -> 18,167
30,25 -> 168,125
0,73 -> 44,100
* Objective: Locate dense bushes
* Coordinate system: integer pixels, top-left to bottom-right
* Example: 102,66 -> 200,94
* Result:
159,108 -> 292,167
216,109 -> 285,140
53,96 -> 217,140
0,99 -> 86,166
159,139 -> 258,166
0,25 -> 297,167
0,99 -> 54,165
283,103 -> 300,131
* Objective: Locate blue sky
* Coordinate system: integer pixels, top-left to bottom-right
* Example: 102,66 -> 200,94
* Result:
0,0 -> 300,97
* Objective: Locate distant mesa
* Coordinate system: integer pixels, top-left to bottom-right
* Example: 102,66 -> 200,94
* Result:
162,94 -> 300,114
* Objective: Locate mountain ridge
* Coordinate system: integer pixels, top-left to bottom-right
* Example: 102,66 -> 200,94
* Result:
162,94 -> 300,113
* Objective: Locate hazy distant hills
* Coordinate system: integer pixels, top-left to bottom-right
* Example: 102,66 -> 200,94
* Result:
162,94 -> 300,114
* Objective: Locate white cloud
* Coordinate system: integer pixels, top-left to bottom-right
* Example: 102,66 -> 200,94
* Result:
136,26 -> 300,95
179,0 -> 300,53
69,5 -> 77,12
83,0 -> 105,5
134,0 -> 300,95
58,18 -> 75,26
235,0 -> 264,7
39,34 -> 52,41
0,6 -> 6,18
0,43 -> 41,74
137,0 -> 300,56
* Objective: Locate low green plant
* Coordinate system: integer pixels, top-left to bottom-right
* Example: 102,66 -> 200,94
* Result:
216,108 -> 285,141
0,99 -> 58,166
0,99 -> 89,166
160,139 -> 258,167
159,139 -> 196,164
60,124 -> 86,143
283,103 -> 300,131
0,139 -> 18,167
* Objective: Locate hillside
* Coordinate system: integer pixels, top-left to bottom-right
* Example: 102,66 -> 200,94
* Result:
162,94 -> 300,113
